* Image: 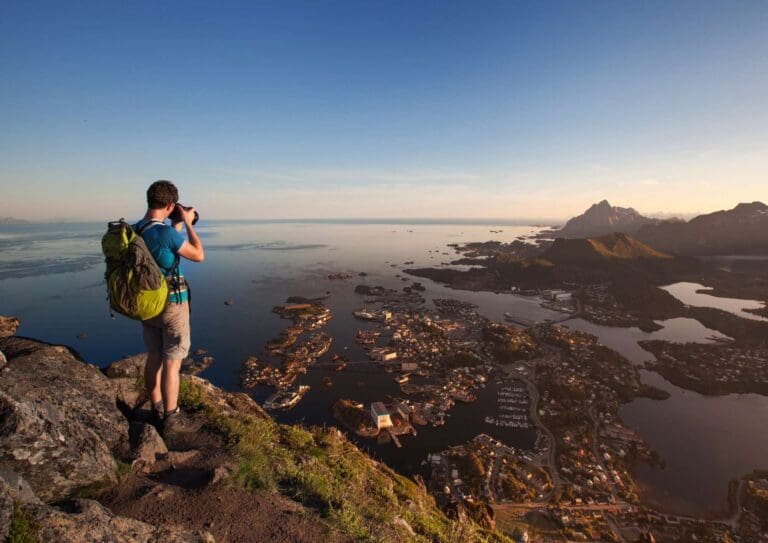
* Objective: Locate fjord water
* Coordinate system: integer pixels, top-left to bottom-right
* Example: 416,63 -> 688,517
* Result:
1,220 -> 766,515
661,281 -> 768,321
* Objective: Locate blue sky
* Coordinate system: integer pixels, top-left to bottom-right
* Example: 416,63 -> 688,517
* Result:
1,1 -> 766,220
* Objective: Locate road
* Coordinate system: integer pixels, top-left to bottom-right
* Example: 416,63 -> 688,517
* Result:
498,353 -> 561,502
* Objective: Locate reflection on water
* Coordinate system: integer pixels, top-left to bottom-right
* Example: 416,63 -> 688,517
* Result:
566,317 -> 768,516
564,317 -> 730,364
621,371 -> 768,517
1,221 -> 766,516
661,281 -> 767,321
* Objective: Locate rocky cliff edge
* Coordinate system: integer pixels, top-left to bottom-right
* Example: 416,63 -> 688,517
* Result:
0,323 -> 507,543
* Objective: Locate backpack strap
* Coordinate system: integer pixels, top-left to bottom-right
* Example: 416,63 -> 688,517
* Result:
136,219 -> 164,235
169,254 -> 181,303
135,219 -> 188,309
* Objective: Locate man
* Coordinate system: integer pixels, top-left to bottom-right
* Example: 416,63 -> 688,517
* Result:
134,180 -> 204,437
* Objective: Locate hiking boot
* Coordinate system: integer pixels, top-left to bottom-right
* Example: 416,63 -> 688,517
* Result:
162,407 -> 197,449
150,401 -> 164,429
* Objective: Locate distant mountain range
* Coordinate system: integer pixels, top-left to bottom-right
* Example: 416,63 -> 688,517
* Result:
637,201 -> 768,256
553,200 -> 658,238
542,232 -> 671,265
553,200 -> 768,256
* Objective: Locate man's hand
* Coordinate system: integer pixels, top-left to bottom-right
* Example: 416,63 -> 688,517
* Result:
176,207 -> 204,262
180,206 -> 197,225
170,204 -> 185,231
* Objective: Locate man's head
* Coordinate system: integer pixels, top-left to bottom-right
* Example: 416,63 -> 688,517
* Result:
146,180 -> 179,215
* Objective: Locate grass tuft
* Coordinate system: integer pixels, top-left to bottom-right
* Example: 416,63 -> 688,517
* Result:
178,378 -> 512,542
7,501 -> 38,543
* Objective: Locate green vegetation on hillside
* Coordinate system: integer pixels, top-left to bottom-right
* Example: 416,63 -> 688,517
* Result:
7,501 -> 38,543
179,379 -> 511,543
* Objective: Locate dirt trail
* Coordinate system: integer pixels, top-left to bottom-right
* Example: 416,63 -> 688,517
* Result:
103,410 -> 351,543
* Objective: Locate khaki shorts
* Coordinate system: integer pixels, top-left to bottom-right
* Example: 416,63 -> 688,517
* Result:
141,301 -> 191,360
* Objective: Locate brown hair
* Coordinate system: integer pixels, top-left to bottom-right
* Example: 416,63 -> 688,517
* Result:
146,180 -> 179,209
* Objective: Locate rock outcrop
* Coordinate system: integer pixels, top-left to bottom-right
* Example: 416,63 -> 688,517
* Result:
0,331 -> 506,543
130,422 -> 168,467
12,498 -> 213,543
0,336 -> 129,503
104,351 -> 213,412
0,316 -> 19,338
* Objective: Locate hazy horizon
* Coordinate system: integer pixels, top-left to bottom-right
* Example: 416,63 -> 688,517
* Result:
2,1 -> 766,220
0,203 -> 721,225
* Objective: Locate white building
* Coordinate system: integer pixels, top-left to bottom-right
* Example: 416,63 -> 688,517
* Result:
371,402 -> 393,429
381,350 -> 398,362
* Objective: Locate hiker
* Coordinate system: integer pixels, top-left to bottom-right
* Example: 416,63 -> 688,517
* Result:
134,180 -> 204,436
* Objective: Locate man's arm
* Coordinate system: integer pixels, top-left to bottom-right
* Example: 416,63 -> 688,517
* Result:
175,207 -> 205,262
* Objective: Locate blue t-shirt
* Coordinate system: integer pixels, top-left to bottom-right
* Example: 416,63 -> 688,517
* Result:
134,219 -> 188,303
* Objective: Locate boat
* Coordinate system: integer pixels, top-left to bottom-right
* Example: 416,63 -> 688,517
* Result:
395,373 -> 410,384
452,390 -> 476,403
264,385 -> 310,410
354,308 -> 376,320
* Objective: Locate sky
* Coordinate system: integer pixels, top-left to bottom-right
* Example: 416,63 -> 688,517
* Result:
1,0 -> 766,221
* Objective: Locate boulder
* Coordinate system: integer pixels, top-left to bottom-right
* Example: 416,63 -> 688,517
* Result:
20,499 -> 215,543
392,515 -> 415,537
112,375 -> 147,412
208,464 -> 232,486
0,467 -> 40,505
0,337 -> 129,502
105,351 -> 214,382
130,422 -> 168,465
102,353 -> 148,410
183,353 -> 214,376
103,352 -> 148,379
0,316 -> 20,338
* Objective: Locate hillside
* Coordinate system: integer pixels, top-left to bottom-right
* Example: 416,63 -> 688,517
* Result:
553,200 -> 657,238
637,201 -> 768,255
542,232 -> 671,266
0,331 -> 510,543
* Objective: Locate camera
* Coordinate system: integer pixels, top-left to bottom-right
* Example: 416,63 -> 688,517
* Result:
169,204 -> 200,226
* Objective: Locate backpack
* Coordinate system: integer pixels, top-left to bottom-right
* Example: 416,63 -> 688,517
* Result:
101,219 -> 169,320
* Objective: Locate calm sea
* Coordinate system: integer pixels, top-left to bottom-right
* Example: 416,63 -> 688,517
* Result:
1,220 -> 766,516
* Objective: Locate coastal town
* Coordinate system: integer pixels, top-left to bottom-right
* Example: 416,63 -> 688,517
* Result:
641,341 -> 768,395
232,268 -> 767,542
223,200 -> 768,543
239,299 -> 334,408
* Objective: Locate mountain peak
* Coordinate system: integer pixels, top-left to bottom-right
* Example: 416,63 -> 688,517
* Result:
732,201 -> 768,213
555,201 -> 656,238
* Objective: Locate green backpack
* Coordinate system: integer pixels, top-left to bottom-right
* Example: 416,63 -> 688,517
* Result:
102,220 -> 169,320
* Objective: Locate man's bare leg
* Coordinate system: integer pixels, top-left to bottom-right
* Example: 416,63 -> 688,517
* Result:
161,358 -> 182,413
145,351 -> 163,407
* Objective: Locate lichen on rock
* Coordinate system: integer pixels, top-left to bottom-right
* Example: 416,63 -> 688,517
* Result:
0,337 -> 129,503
